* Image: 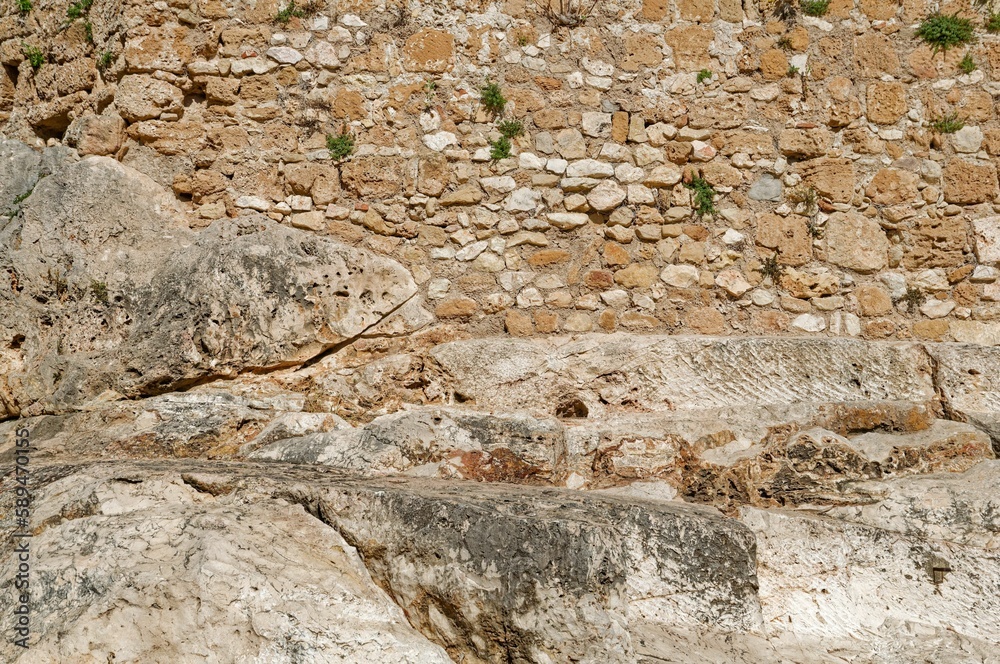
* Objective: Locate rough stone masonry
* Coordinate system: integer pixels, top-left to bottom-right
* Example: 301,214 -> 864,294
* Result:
0,0 -> 999,662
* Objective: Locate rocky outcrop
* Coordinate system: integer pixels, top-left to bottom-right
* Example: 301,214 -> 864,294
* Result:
0,465 -> 452,663
0,143 -> 424,418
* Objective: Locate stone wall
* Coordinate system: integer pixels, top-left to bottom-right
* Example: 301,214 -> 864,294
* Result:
3,0 -> 1000,343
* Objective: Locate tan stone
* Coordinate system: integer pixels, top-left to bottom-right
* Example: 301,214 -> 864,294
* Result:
778,128 -> 833,159
853,33 -> 899,78
780,268 -> 839,298
688,98 -> 749,130
678,0 -> 714,22
621,34 -> 663,72
125,24 -> 207,75
865,168 -> 919,205
866,82 -> 907,125
796,157 -> 855,203
331,89 -> 367,120
943,160 -> 999,205
904,216 -> 968,268
665,25 -> 714,70
206,77 -> 240,105
984,128 -> 1000,156
759,48 -> 789,81
439,186 -> 484,206
912,319 -> 950,340
614,264 -> 659,288
535,311 -> 559,333
860,0 -> 898,19
603,242 -> 631,266
611,112 -> 629,143
66,115 -> 125,156
505,310 -> 534,336
719,0 -> 743,21
436,297 -> 479,318
825,212 -> 889,273
701,162 -> 743,188
341,157 -> 405,198
528,249 -> 571,267
598,309 -> 618,331
756,213 -> 812,266
418,154 -> 450,197
641,0 -> 669,20
855,284 -> 893,316
402,29 -> 455,73
239,75 -> 279,104
535,109 -> 568,130
686,306 -> 726,333
115,75 -> 184,122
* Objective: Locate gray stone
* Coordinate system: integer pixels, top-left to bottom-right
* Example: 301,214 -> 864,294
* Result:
748,175 -> 783,202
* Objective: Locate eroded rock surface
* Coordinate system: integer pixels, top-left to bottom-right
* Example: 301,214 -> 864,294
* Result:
0,145 -> 423,418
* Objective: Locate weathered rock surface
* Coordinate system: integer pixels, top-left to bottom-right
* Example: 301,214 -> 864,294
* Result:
0,465 -> 452,663
428,335 -> 936,418
0,146 -> 422,418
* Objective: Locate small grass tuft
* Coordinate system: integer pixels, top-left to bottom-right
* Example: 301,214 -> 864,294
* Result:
788,185 -> 818,216
759,254 -> 785,281
489,136 -> 512,161
480,81 -> 507,117
771,0 -> 798,21
902,286 -> 926,313
326,131 -> 354,161
22,43 -> 44,69
987,12 -> 1000,33
90,281 -> 109,306
929,112 -> 964,133
66,0 -> 93,19
684,177 -> 716,217
84,20 -> 93,43
97,50 -> 113,71
696,69 -> 713,84
800,0 -> 829,16
787,64 -> 800,77
915,13 -> 975,53
275,0 -> 319,24
496,119 -> 524,139
959,52 -> 977,74
17,0 -> 31,14
776,36 -> 793,50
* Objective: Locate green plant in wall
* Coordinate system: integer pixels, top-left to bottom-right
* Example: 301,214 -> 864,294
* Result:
97,50 -> 113,71
66,0 -> 93,19
489,136 -> 512,161
929,112 -> 964,133
22,43 -> 44,69
987,12 -> 1000,33
902,286 -> 925,313
959,52 -> 977,73
786,64 -> 800,77
17,0 -> 31,14
326,130 -> 354,161
915,13 -> 975,53
800,0 -> 829,16
759,254 -> 785,281
696,69 -> 713,84
683,177 -> 716,217
480,81 -> 506,117
275,1 -> 306,24
496,119 -> 524,139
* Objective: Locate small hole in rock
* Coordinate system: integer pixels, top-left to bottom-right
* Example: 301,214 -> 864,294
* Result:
556,399 -> 588,418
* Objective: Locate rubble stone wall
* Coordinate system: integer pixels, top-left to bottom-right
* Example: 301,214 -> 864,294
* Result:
4,0 -> 1000,343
